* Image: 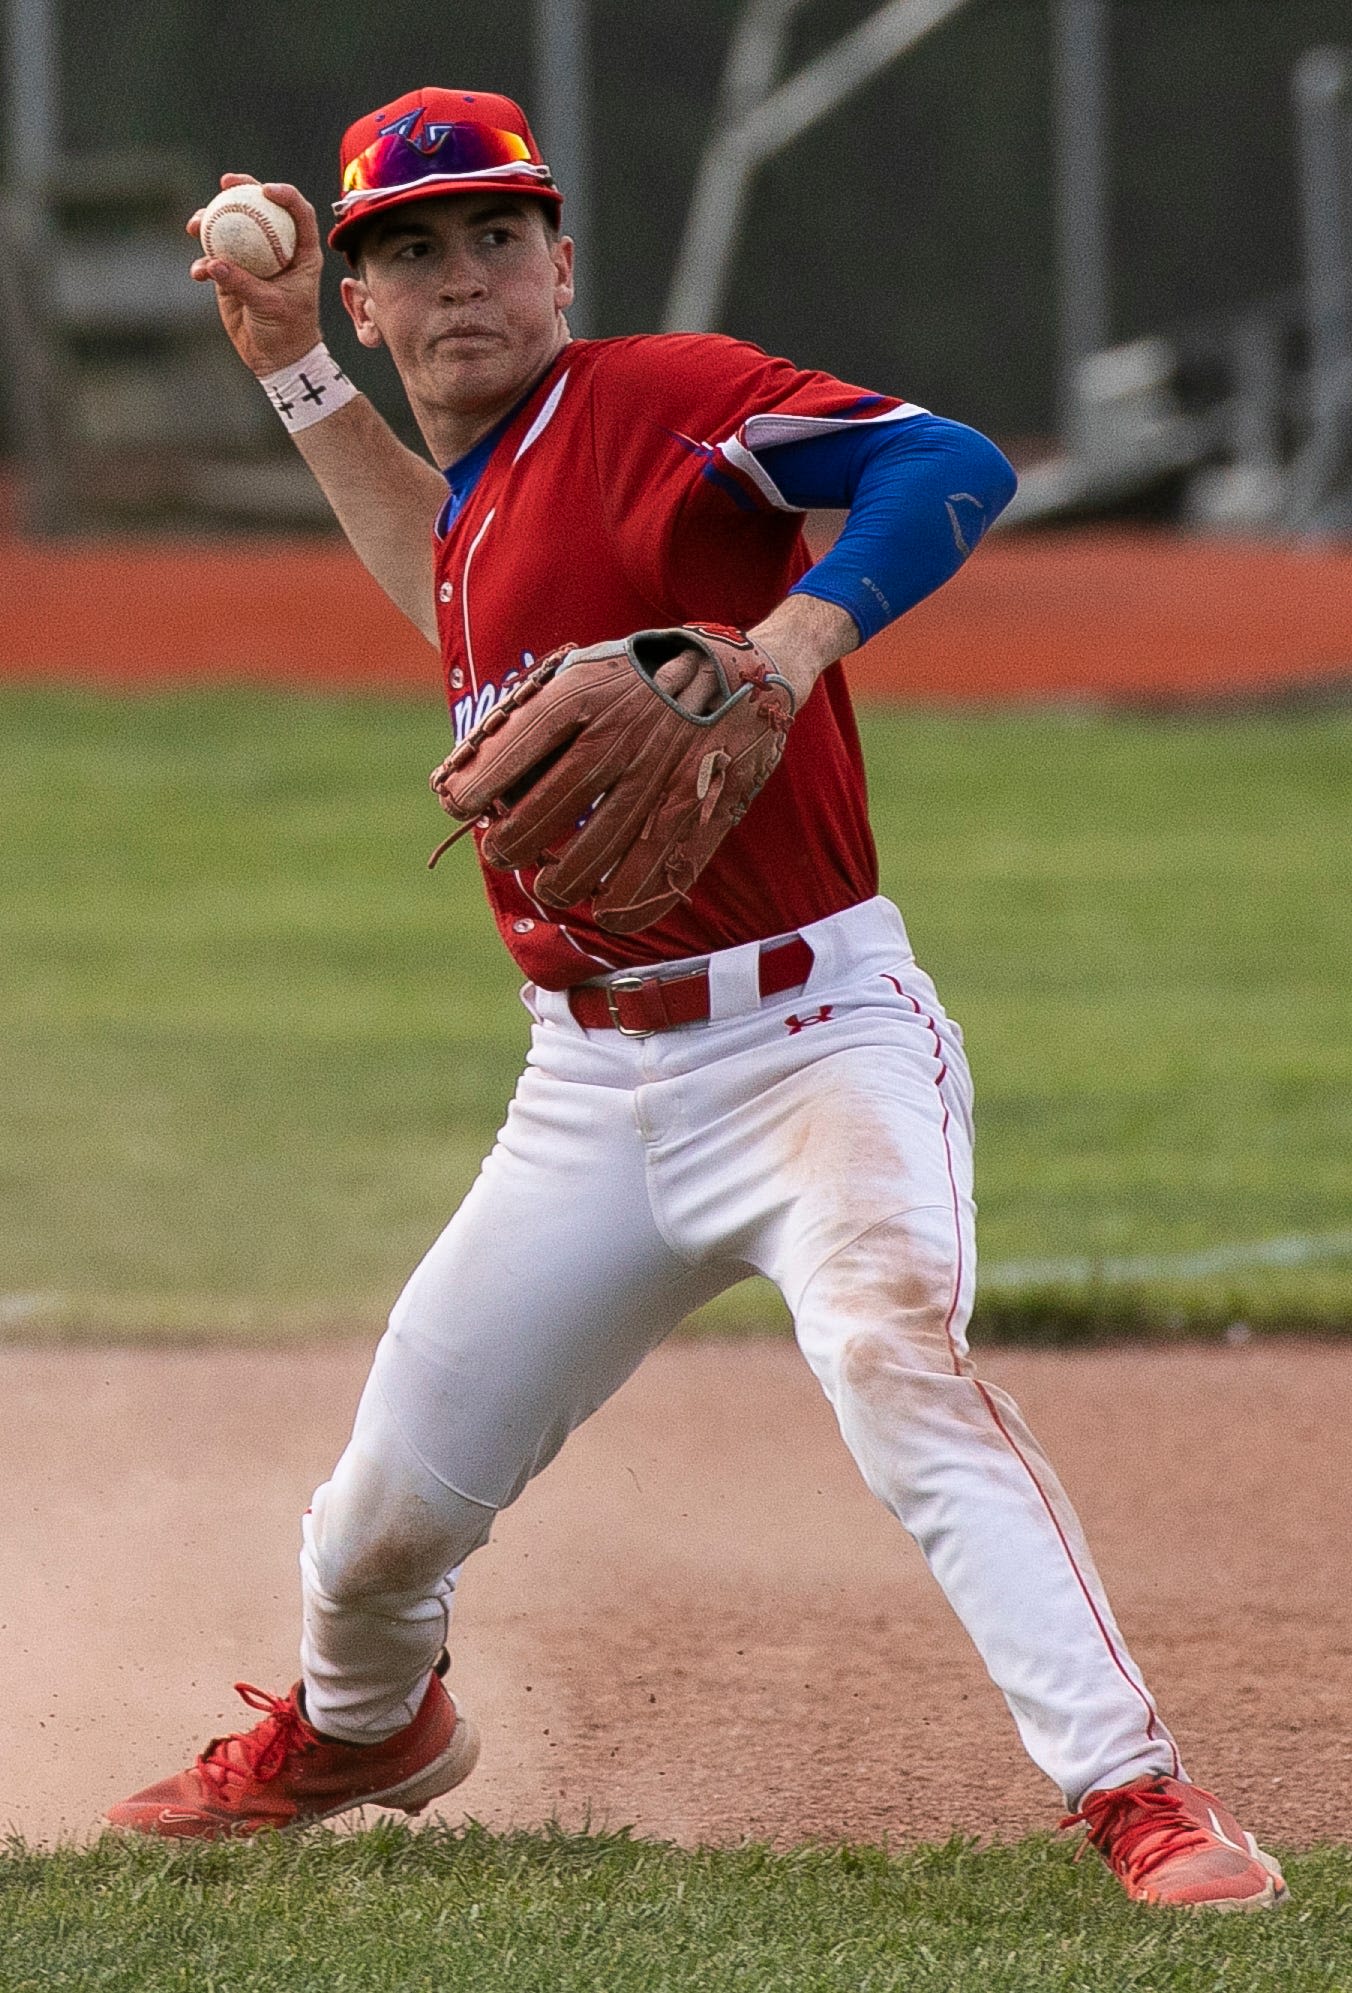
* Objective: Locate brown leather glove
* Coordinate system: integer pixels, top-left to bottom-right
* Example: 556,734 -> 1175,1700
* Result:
428,624 -> 796,934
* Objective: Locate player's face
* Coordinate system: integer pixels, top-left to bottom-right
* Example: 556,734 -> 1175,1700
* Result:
341,195 -> 574,454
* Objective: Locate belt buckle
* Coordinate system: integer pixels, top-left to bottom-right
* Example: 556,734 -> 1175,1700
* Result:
605,972 -> 656,1037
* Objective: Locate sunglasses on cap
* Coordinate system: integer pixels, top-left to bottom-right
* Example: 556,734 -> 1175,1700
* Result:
333,120 -> 556,217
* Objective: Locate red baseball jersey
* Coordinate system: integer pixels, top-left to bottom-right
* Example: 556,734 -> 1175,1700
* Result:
431,332 -> 922,988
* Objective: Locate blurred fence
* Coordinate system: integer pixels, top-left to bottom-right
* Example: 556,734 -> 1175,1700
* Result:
1,0 -> 1350,529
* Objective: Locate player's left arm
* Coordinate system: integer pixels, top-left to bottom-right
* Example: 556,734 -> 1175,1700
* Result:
741,415 -> 1017,708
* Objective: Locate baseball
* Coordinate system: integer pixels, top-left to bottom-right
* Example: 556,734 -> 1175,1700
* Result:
199,186 -> 297,277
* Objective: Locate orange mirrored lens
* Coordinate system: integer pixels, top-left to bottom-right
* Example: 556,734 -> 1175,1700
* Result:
342,122 -> 532,198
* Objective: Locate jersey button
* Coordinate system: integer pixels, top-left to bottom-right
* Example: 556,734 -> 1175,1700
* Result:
512,918 -> 536,934
438,581 -> 454,603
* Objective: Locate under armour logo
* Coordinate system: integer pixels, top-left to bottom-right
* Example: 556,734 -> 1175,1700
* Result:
784,1005 -> 834,1034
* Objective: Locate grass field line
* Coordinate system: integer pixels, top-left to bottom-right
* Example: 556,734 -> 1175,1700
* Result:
5,1231 -> 1352,1331
0,1291 -> 64,1326
981,1228 -> 1352,1291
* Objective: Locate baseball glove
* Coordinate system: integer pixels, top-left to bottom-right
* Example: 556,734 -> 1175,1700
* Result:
428,624 -> 796,934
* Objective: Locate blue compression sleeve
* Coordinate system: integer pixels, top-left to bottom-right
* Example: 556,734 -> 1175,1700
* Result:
758,414 -> 1017,643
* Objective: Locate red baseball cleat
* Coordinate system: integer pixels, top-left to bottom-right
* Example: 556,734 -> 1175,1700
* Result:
105,1653 -> 479,1839
1064,1774 -> 1287,1910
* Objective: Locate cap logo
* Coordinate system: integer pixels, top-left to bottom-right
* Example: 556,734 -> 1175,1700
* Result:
378,108 -> 470,157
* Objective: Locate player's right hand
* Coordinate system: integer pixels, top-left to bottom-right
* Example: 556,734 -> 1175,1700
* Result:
188,175 -> 325,378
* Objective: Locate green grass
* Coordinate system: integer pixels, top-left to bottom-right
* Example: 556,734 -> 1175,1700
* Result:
2,684 -> 1350,1339
1,1824 -> 1347,1993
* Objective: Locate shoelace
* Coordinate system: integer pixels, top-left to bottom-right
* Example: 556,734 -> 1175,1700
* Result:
1060,1781 -> 1216,1884
196,1683 -> 316,1793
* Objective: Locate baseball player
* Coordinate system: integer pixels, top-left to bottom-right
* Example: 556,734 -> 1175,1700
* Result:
108,88 -> 1284,1910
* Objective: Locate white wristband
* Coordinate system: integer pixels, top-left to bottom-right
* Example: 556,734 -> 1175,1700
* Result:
259,341 -> 359,433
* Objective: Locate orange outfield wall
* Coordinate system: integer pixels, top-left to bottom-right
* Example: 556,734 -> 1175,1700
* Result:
1,526 -> 1350,703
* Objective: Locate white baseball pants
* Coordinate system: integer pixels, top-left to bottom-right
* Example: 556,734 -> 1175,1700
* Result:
300,895 -> 1180,1808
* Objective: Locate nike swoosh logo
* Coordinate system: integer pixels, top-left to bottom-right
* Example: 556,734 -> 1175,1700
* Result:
1206,1806 -> 1245,1852
157,1808 -> 207,1825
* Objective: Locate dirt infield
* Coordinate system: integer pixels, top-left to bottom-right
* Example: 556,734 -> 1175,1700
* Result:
2,526 -> 1350,704
3,1337 -> 1347,1851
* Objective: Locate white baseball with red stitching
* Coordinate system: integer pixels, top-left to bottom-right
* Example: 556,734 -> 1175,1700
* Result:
199,187 -> 297,277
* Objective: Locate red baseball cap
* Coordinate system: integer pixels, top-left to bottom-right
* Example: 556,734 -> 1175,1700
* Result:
329,87 -> 562,256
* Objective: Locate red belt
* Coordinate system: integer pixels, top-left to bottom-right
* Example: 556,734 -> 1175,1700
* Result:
568,935 -> 814,1037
